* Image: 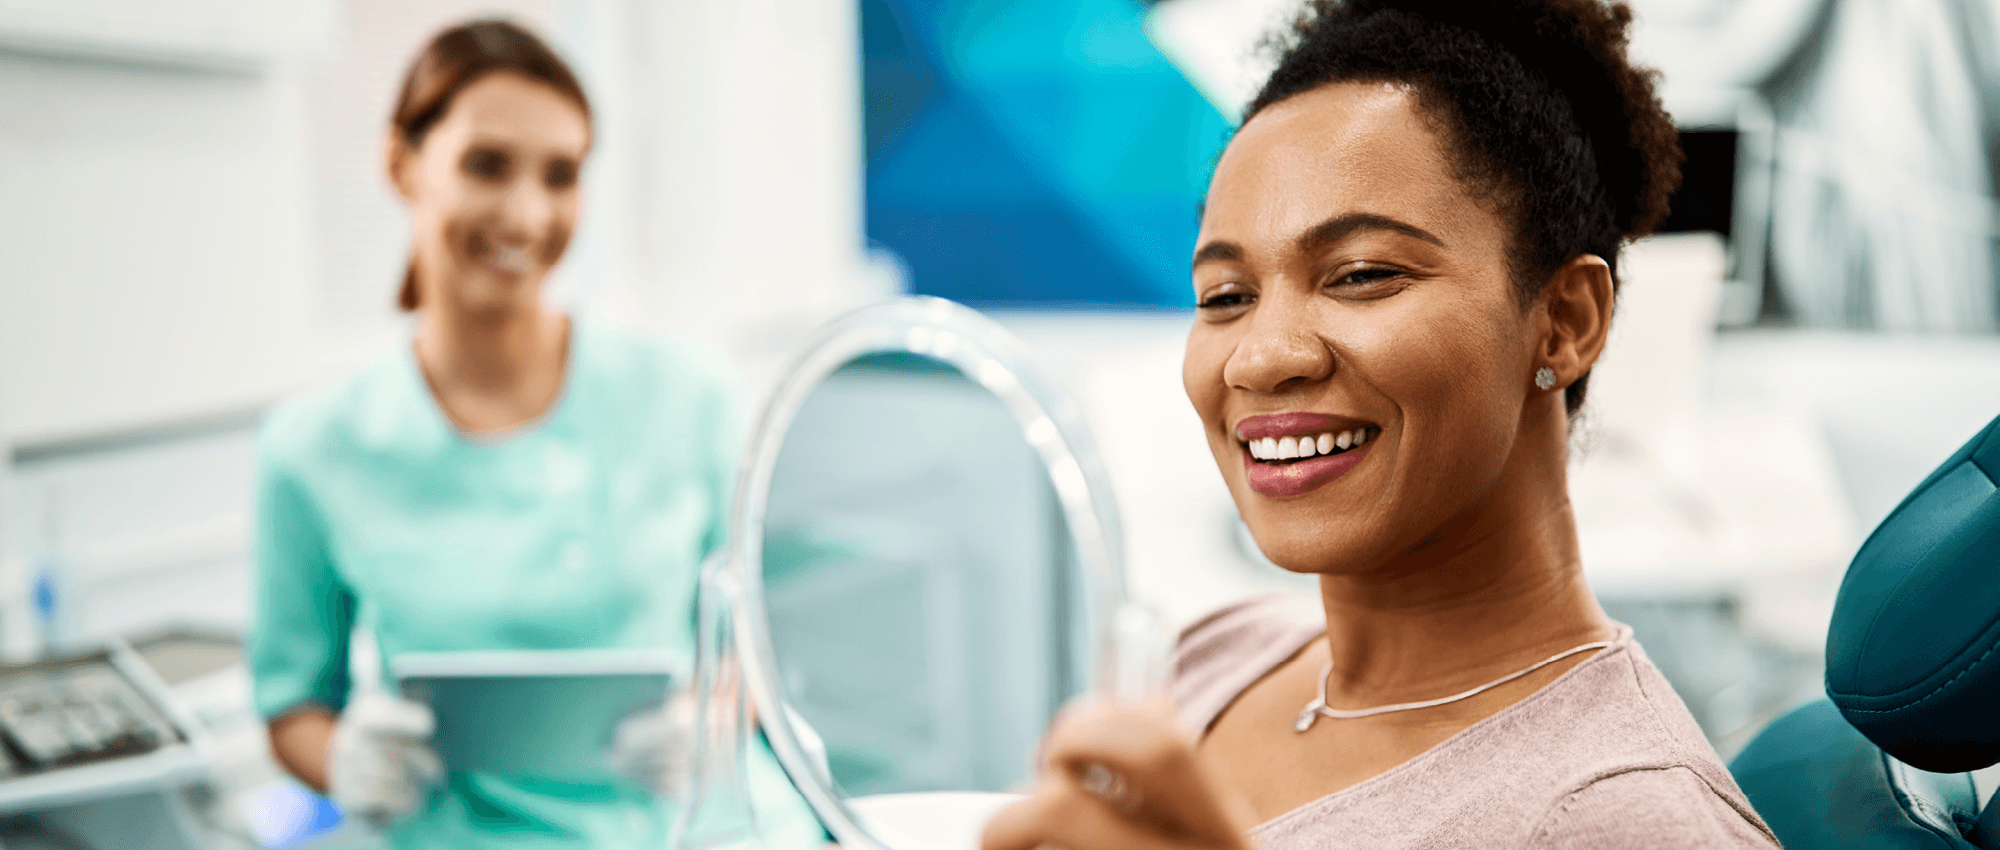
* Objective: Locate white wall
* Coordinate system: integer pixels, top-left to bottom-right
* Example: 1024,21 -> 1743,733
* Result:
0,53 -> 339,446
576,0 -> 887,352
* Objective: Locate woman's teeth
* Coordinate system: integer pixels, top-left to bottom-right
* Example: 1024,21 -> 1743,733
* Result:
1245,427 -> 1377,462
488,247 -> 528,272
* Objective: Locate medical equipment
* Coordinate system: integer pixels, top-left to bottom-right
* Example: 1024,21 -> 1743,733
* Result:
676,297 -> 1167,850
1730,409 -> 2000,848
0,642 -> 209,850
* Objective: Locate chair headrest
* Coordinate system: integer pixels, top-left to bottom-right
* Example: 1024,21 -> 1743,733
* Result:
1826,411 -> 2000,773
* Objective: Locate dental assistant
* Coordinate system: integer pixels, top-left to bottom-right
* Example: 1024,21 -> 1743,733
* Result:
249,20 -> 816,849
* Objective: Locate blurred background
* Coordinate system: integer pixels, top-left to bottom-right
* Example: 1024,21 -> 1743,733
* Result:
1,0 -> 1998,846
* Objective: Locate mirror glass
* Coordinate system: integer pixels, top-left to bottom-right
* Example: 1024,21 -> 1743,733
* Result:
761,351 -> 1087,796
688,298 -> 1148,850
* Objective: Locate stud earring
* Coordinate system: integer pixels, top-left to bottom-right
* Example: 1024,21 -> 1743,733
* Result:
1534,367 -> 1556,391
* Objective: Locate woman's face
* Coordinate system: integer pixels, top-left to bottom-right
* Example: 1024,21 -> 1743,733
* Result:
391,71 -> 588,314
1184,82 -> 1544,574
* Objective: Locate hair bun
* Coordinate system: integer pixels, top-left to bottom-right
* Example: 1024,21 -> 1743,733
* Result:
1331,0 -> 1681,238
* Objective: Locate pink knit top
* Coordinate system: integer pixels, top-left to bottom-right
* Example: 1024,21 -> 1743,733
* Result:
1172,595 -> 1780,849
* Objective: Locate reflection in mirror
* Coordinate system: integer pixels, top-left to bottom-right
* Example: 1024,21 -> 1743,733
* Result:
761,352 -> 1087,797
681,297 -> 1159,850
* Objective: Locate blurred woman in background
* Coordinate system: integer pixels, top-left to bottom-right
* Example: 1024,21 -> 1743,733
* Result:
249,19 -> 815,848
985,1 -> 1779,847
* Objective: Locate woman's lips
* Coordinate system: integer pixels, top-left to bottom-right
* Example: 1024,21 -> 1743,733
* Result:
1243,440 -> 1371,497
473,244 -> 530,275
465,232 -> 537,276
1233,412 -> 1380,498
487,246 -> 529,272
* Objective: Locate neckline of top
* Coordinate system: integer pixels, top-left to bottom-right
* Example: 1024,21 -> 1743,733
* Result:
1248,619 -> 1636,832
402,315 -> 585,448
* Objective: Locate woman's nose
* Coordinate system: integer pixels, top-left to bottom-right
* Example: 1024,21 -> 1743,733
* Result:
497,179 -> 554,237
1222,298 -> 1335,394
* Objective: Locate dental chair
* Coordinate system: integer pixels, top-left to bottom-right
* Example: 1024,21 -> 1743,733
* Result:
1731,411 -> 2000,848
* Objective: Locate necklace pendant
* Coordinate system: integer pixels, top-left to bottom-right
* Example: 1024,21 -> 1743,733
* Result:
1294,707 -> 1319,733
1289,640 -> 1616,733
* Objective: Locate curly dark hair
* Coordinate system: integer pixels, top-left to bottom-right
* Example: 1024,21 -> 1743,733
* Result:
1246,0 -> 1682,413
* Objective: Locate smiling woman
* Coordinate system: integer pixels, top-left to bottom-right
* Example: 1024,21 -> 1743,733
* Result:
247,20 -> 820,850
983,2 -> 1781,849
386,23 -> 590,316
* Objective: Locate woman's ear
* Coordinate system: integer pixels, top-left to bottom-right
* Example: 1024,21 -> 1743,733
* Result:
384,132 -> 419,201
1535,254 -> 1614,390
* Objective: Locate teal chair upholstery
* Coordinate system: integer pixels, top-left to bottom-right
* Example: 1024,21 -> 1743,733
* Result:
1732,700 -> 1981,847
1731,411 -> 2000,849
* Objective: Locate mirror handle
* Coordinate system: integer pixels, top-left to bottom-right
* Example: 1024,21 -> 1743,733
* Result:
672,556 -> 764,850
781,703 -> 834,789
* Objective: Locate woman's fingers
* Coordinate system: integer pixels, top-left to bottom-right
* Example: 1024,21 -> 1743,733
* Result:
396,737 -> 445,785
981,778 -> 1179,850
1040,696 -> 1251,841
983,695 -> 1259,850
346,691 -> 435,739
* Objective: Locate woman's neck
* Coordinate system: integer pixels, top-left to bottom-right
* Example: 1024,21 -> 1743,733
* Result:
1312,427 -> 1615,706
413,303 -> 570,435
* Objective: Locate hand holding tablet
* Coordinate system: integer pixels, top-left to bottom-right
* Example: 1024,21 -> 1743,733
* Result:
393,649 -> 684,784
328,691 -> 445,827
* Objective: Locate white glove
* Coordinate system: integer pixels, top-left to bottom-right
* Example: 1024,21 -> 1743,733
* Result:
607,690 -> 698,797
328,691 -> 445,828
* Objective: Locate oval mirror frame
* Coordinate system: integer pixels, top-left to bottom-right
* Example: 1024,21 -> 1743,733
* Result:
711,297 -> 1134,849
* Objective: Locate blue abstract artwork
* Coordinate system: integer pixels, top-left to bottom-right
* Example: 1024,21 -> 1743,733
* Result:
863,0 -> 1232,308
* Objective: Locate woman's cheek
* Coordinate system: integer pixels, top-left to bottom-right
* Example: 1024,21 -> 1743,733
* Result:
1180,331 -> 1230,420
441,216 -> 474,266
1361,313 -> 1492,464
418,207 -> 457,266
541,216 -> 573,266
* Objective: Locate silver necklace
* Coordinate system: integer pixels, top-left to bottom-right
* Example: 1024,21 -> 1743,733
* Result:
1294,640 -> 1613,732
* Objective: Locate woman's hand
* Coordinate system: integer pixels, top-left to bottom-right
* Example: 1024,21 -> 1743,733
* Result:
981,696 -> 1260,850
606,689 -> 698,796
326,691 -> 444,828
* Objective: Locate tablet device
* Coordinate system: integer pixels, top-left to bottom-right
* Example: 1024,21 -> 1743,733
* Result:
393,649 -> 679,781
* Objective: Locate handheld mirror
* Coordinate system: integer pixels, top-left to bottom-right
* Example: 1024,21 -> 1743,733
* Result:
677,297 -> 1166,850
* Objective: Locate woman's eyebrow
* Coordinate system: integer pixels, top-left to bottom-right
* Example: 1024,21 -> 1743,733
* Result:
1295,212 -> 1446,252
1193,214 -> 1446,271
1191,241 -> 1244,270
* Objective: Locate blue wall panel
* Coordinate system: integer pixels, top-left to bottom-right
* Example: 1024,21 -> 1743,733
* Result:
862,0 -> 1231,308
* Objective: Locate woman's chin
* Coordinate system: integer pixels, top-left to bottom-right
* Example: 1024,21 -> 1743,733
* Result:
1239,506 -> 1404,578
449,276 -> 547,315
1244,529 -> 1349,576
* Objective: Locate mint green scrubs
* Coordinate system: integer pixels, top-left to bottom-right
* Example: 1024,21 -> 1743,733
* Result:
250,320 -> 819,849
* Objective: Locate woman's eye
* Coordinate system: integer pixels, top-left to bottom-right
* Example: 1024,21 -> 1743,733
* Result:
464,149 -> 509,181
544,159 -> 578,189
1325,266 -> 1408,296
1336,266 -> 1401,285
1196,289 -> 1254,311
